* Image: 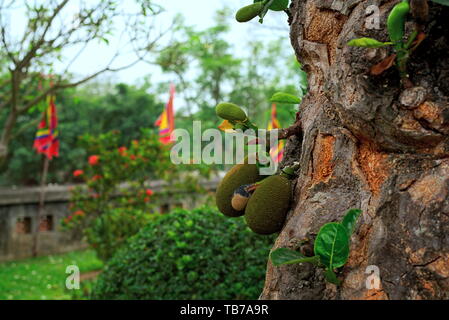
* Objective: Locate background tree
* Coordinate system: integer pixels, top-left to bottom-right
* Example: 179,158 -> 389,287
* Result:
156,8 -> 307,138
0,82 -> 164,185
0,5 -> 306,186
261,0 -> 449,300
156,9 -> 242,125
0,0 -> 173,164
228,39 -> 307,126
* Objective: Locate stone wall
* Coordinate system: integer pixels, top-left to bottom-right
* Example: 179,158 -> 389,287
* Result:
0,178 -> 220,262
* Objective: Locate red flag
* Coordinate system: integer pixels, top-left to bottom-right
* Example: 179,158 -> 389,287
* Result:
267,103 -> 284,163
33,95 -> 59,159
155,84 -> 175,145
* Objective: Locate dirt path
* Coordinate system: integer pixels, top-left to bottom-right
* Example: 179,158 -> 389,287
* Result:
80,270 -> 102,282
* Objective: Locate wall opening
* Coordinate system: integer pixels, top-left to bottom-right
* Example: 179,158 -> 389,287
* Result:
39,215 -> 54,232
15,217 -> 32,234
160,204 -> 170,214
174,203 -> 184,209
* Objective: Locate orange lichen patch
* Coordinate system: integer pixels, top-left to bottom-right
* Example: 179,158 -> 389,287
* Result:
346,224 -> 371,268
356,141 -> 390,196
342,269 -> 365,293
421,280 -> 437,296
408,174 -> 447,206
414,102 -> 441,124
363,289 -> 389,300
399,113 -> 426,132
407,248 -> 427,265
343,267 -> 388,300
311,134 -> 336,185
433,141 -> 449,157
342,269 -> 388,300
427,254 -> 449,278
304,2 -> 347,65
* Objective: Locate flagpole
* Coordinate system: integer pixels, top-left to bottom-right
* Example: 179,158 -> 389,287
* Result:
32,155 -> 50,257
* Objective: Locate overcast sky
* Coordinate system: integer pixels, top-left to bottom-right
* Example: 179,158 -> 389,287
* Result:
51,0 -> 291,85
2,0 -> 292,112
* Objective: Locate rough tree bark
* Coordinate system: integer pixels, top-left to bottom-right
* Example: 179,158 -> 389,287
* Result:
262,0 -> 449,300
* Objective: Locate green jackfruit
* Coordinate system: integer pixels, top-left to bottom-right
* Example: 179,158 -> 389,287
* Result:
216,102 -> 247,122
216,163 -> 263,217
244,175 -> 291,235
235,2 -> 264,23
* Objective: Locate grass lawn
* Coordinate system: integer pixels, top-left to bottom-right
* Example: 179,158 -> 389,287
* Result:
0,250 -> 103,300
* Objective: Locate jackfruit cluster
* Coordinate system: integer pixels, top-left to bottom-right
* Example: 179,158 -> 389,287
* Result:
216,162 -> 292,235
231,184 -> 254,212
244,175 -> 291,235
215,163 -> 263,217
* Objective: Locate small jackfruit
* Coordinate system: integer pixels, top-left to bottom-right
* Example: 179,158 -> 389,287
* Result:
216,102 -> 247,122
244,175 -> 291,235
235,2 -> 264,23
216,164 -> 263,217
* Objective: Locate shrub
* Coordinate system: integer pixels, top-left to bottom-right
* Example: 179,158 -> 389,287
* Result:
83,208 -> 156,261
66,130 -> 213,261
91,206 -> 275,300
65,130 -> 169,261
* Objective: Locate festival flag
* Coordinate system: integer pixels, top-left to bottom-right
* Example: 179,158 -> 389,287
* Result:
154,83 -> 175,145
33,95 -> 59,160
267,103 -> 284,163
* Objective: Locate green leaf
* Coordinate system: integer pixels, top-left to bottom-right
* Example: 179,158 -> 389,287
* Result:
341,209 -> 362,237
270,248 -> 320,266
314,223 -> 350,269
347,38 -> 392,48
431,0 -> 449,6
324,268 -> 341,285
270,92 -> 301,104
254,0 -> 289,11
387,1 -> 410,44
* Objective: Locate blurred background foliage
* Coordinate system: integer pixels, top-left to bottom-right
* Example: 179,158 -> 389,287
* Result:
0,6 -> 307,187
0,82 -> 164,185
0,2 -> 308,301
91,206 -> 275,300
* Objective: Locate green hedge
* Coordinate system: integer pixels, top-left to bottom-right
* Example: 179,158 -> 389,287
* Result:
91,206 -> 275,299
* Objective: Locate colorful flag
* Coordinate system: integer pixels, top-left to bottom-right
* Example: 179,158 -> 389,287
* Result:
154,84 -> 175,145
33,95 -> 59,160
267,103 -> 284,163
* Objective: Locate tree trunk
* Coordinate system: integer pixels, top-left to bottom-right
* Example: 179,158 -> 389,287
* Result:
262,0 -> 449,300
0,110 -> 17,165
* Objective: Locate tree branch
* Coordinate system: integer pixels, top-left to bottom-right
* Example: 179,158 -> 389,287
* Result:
18,56 -> 146,114
278,120 -> 302,140
17,0 -> 70,70
12,117 -> 40,138
276,112 -> 303,140
0,24 -> 16,64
